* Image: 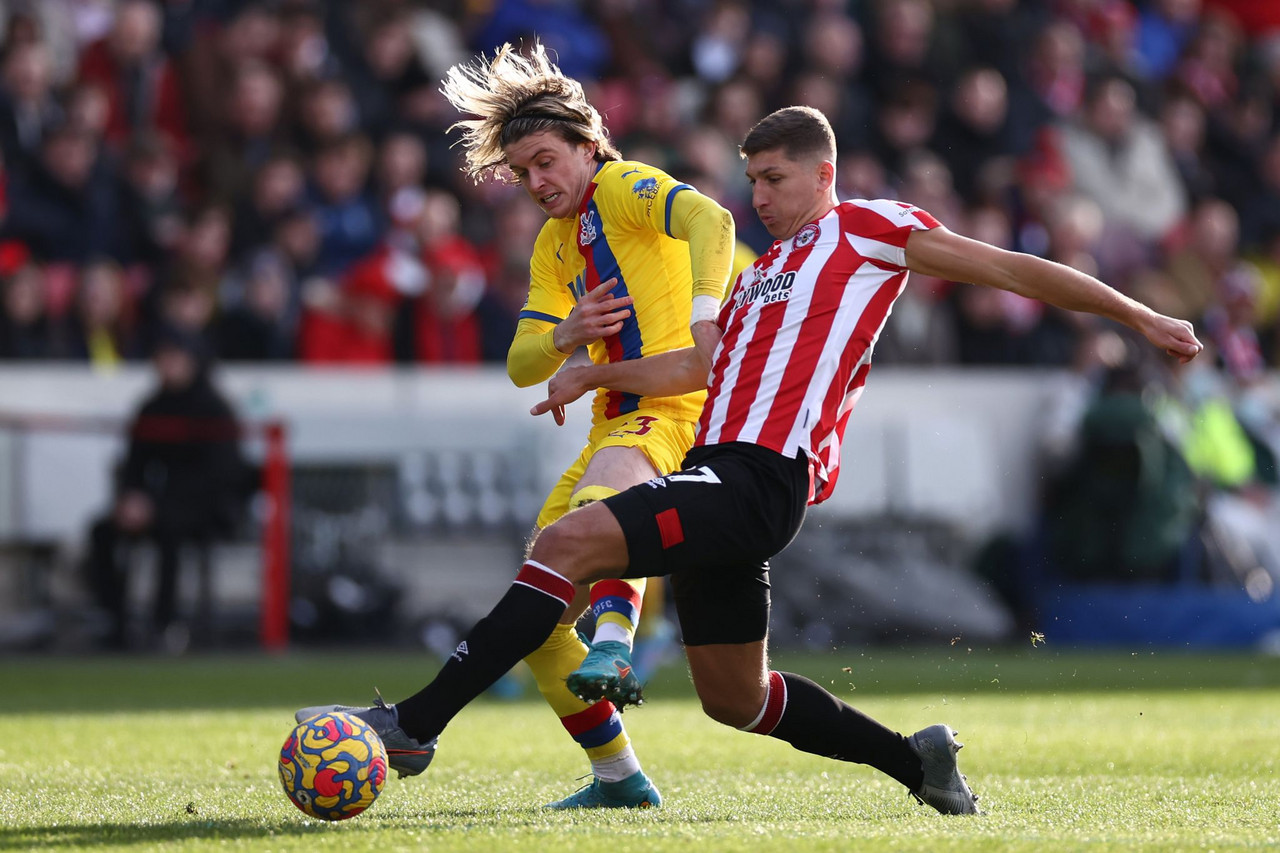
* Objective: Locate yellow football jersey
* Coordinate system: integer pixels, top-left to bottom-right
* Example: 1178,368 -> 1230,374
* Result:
521,160 -> 714,424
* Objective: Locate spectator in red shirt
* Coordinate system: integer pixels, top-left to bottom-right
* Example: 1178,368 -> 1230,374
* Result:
297,261 -> 399,365
409,188 -> 494,363
76,0 -> 188,158
1205,0 -> 1280,33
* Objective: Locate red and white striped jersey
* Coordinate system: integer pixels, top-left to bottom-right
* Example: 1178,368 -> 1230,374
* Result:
695,199 -> 940,504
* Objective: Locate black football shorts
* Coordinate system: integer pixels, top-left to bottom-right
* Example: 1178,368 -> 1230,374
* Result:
602,441 -> 810,645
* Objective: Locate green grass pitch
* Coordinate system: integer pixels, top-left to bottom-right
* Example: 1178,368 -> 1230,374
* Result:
2,648 -> 1278,852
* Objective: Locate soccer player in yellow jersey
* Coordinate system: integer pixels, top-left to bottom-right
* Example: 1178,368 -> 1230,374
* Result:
440,42 -> 734,808
296,40 -> 733,810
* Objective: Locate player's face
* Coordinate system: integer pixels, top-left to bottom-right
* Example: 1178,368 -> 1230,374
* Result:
745,148 -> 834,240
505,131 -> 597,220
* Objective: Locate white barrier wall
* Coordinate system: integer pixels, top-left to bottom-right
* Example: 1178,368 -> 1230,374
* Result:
0,364 -> 1068,546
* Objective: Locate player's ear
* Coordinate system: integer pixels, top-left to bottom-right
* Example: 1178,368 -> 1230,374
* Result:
815,159 -> 835,192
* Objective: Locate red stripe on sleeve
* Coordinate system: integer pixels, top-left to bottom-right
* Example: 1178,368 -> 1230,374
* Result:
655,508 -> 684,549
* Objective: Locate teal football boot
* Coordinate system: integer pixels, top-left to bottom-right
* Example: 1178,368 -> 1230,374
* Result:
545,770 -> 662,809
565,640 -> 644,707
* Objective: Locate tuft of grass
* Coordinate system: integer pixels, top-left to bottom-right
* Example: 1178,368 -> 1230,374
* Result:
0,649 -> 1277,852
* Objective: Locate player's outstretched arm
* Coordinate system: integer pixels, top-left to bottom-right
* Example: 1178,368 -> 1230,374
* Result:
904,227 -> 1203,363
532,321 -> 721,420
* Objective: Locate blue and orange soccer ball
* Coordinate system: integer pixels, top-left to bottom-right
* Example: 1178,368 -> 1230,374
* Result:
278,711 -> 388,821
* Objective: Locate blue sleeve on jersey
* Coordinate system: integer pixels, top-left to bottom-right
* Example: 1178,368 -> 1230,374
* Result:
518,309 -> 562,324
664,184 -> 693,238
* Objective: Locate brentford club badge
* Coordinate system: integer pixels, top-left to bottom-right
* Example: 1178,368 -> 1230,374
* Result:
793,223 -> 820,249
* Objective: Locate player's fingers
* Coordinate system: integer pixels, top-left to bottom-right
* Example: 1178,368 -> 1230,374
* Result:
602,294 -> 634,310
583,278 -> 620,302
1180,323 -> 1202,349
529,399 -> 568,423
584,296 -> 632,317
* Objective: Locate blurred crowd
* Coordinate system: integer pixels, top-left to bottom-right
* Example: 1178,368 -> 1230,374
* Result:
0,0 -> 1277,378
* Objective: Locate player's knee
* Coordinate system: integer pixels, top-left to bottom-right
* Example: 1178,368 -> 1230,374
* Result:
696,688 -> 760,729
530,519 -> 571,562
530,517 -> 598,583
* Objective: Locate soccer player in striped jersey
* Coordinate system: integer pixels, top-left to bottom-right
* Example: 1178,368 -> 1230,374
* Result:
300,106 -> 1201,814
293,42 -> 734,810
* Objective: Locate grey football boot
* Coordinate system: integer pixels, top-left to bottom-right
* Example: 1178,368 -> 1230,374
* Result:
907,724 -> 981,814
295,694 -> 437,779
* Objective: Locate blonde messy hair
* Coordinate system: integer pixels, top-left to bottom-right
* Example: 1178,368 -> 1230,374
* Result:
440,41 -> 621,184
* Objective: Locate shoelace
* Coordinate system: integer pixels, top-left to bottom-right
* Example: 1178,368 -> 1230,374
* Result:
568,773 -> 596,797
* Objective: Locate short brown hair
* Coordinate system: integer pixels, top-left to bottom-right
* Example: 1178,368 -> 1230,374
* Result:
740,106 -> 836,162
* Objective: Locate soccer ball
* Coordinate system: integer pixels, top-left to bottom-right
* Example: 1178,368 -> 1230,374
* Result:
278,711 -> 388,821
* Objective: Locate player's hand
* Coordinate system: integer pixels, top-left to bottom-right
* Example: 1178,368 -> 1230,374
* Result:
1143,313 -> 1203,364
553,278 -> 633,352
531,366 -> 594,423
